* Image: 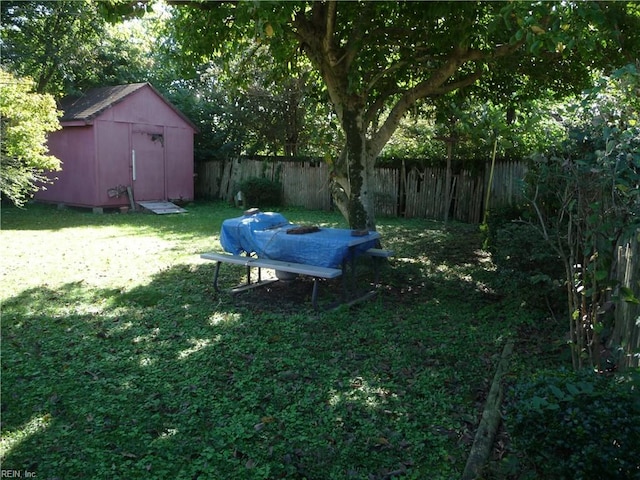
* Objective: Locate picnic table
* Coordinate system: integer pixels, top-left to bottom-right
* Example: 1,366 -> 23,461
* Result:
201,211 -> 391,308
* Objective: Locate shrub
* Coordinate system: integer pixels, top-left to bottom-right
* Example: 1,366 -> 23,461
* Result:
484,206 -> 564,308
482,204 -> 527,248
505,368 -> 640,480
0,70 -> 62,206
520,64 -> 640,369
237,176 -> 282,208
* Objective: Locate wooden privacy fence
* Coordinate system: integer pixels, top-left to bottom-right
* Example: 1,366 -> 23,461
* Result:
281,161 -> 332,211
611,231 -> 640,370
195,158 -> 527,223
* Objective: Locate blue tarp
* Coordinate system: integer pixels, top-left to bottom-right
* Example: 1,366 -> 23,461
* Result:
219,212 -> 379,268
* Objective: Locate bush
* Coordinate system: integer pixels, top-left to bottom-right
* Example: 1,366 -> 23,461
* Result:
237,176 -> 282,208
482,204 -> 527,248
0,69 -> 62,206
505,369 -> 640,480
484,206 -> 564,308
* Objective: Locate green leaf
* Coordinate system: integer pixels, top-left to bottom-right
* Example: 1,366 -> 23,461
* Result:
620,286 -> 640,305
549,384 -> 565,400
565,383 -> 579,396
531,396 -> 548,410
594,269 -> 608,282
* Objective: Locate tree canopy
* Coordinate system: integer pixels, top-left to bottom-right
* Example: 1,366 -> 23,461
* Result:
169,0 -> 640,228
0,0 -> 152,96
2,1 -> 639,227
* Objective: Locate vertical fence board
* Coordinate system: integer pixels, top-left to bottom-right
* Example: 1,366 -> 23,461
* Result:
281,161 -> 330,210
611,232 -> 640,369
404,168 -> 423,218
486,160 -> 527,210
373,167 -> 398,216
195,161 -> 223,199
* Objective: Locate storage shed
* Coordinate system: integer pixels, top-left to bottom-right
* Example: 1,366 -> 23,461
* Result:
37,83 -> 197,211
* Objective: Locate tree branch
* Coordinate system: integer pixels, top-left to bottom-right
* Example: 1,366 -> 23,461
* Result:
461,341 -> 514,480
425,69 -> 484,96
367,53 -> 465,155
324,0 -> 336,54
366,38 -> 525,156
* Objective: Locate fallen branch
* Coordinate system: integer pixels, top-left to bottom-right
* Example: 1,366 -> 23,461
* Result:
461,340 -> 514,480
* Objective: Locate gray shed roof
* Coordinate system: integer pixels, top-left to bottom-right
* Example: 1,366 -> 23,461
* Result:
59,83 -> 198,130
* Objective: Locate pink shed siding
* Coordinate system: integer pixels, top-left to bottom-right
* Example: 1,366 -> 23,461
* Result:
39,126 -> 98,206
97,87 -> 189,128
165,126 -> 195,201
37,83 -> 196,208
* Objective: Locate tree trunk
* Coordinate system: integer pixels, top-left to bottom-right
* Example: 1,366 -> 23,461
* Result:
331,108 -> 377,230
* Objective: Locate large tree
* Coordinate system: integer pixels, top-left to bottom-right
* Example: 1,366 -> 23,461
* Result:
168,1 -> 639,229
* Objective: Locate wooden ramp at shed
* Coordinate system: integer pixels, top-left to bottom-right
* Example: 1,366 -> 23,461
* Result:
137,201 -> 187,214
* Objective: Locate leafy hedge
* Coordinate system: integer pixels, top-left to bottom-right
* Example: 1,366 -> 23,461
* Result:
505,368 -> 640,480
237,177 -> 283,208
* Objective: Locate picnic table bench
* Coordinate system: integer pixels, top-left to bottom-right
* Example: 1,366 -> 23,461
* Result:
200,247 -> 393,310
201,252 -> 343,309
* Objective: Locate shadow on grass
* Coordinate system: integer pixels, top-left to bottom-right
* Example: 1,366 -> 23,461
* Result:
0,246 -> 518,480
1,210 -> 563,479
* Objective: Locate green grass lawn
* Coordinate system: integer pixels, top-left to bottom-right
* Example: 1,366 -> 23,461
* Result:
1,201 -> 563,479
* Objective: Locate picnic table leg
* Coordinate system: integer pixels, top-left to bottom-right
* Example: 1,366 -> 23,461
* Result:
311,278 -> 319,310
350,255 -> 358,292
213,261 -> 223,292
341,259 -> 348,302
245,253 -> 255,286
372,257 -> 380,284
339,255 -> 359,303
